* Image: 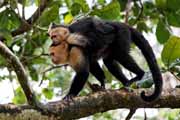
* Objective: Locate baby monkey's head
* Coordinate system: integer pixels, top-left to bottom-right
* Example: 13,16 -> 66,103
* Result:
48,23 -> 70,46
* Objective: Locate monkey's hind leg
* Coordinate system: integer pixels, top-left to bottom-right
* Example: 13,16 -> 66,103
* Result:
116,54 -> 145,86
103,58 -> 130,86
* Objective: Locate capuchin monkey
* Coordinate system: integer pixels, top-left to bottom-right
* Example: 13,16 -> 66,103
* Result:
48,17 -> 162,102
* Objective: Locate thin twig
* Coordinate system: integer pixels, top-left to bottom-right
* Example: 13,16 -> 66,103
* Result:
125,108 -> 137,120
125,0 -> 132,24
28,53 -> 49,61
39,64 -> 68,86
42,64 -> 68,74
27,0 -> 49,24
22,0 -> 25,19
14,0 -> 21,17
171,71 -> 180,81
144,109 -> 147,120
133,0 -> 144,25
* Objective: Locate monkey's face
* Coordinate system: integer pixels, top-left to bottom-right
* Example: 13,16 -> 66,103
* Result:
48,27 -> 70,45
49,41 -> 69,64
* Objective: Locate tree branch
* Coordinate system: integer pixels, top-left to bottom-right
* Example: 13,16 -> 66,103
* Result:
0,41 -> 37,106
0,88 -> 180,120
12,0 -> 50,36
133,0 -> 144,25
0,0 -> 50,41
27,0 -> 49,24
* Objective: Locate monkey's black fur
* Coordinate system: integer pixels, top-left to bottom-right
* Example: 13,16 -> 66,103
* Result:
52,17 -> 162,102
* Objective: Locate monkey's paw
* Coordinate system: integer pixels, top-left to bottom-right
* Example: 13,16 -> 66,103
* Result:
90,84 -> 105,92
63,94 -> 75,102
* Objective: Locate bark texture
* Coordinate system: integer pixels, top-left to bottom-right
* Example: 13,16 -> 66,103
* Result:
0,88 -> 180,120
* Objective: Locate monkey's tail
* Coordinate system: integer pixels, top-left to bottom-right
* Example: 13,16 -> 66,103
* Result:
130,27 -> 163,102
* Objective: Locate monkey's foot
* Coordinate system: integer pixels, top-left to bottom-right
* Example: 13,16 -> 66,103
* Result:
90,84 -> 105,92
63,94 -> 75,102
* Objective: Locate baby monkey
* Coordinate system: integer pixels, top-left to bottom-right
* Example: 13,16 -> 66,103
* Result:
48,17 -> 162,102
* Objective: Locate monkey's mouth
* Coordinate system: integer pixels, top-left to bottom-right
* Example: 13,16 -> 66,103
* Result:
50,40 -> 62,47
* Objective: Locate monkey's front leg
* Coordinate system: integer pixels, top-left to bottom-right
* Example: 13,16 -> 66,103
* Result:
63,70 -> 89,101
89,61 -> 106,90
63,47 -> 89,101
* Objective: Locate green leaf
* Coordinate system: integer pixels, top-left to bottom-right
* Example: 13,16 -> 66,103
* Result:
9,10 -> 21,29
31,31 -> 48,46
167,12 -> 180,27
167,0 -> 180,11
0,9 -> 10,29
0,9 -> 20,30
71,3 -> 81,16
102,65 -> 113,83
33,57 -> 46,64
12,87 -> 26,104
35,0 -> 40,6
0,56 -> 6,66
91,0 -> 121,20
24,40 -> 34,55
39,5 -> 59,26
137,72 -> 154,88
98,0 -> 106,5
137,21 -> 149,33
64,13 -> 73,24
49,80 -> 62,88
155,0 -> 167,9
156,20 -> 170,44
161,36 -> 180,67
74,0 -> 89,13
65,0 -> 73,8
42,88 -> 54,99
29,66 -> 38,81
117,0 -> 127,11
0,29 -> 12,46
143,1 -> 158,18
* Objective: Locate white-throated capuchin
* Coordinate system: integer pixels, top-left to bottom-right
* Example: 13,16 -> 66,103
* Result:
48,17 -> 163,102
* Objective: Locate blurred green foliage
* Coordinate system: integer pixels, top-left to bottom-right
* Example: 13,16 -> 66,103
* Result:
0,0 -> 180,119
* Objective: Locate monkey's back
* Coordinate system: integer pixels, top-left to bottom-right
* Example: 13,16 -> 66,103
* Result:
69,17 -> 132,59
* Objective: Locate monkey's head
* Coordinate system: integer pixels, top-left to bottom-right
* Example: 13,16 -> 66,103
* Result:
48,23 -> 70,46
49,41 -> 69,64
